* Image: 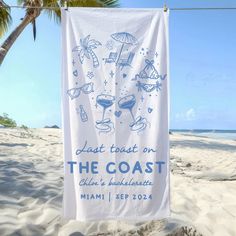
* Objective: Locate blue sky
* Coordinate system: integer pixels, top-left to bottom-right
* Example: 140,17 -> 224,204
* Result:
0,0 -> 236,129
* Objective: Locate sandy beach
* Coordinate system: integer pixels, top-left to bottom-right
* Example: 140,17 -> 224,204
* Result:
0,128 -> 235,236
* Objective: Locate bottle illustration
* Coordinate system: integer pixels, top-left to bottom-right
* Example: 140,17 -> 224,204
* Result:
79,105 -> 88,122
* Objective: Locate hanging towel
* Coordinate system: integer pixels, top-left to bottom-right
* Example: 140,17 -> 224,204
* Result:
61,7 -> 170,221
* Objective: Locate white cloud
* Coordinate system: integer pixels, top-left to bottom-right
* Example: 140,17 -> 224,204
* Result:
186,108 -> 196,120
175,108 -> 196,121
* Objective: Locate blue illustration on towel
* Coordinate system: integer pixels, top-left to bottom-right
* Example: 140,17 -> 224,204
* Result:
105,40 -> 114,50
133,59 -> 159,81
76,105 -> 88,122
136,81 -> 162,93
96,94 -> 115,134
160,74 -> 167,80
114,110 -> 122,118
118,52 -> 135,70
148,107 -> 153,113
109,70 -> 115,78
69,32 -> 167,136
122,73 -> 127,78
103,32 -> 138,70
72,35 -> 102,68
132,59 -> 167,94
73,70 -> 78,77
139,47 -> 151,57
87,71 -> 94,79
118,95 -> 149,133
104,80 -> 108,86
67,82 -> 94,100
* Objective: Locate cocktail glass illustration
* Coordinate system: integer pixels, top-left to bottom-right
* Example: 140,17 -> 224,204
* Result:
118,95 -> 136,123
97,94 -> 115,122
96,94 -> 115,133
118,94 -> 148,132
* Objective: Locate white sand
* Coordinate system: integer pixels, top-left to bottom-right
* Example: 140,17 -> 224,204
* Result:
0,128 -> 236,236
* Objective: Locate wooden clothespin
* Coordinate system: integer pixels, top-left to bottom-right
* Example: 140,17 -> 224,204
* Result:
164,4 -> 168,12
64,0 -> 68,11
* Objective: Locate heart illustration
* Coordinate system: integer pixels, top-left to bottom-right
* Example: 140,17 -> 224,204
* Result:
114,111 -> 122,117
148,108 -> 153,113
73,70 -> 78,77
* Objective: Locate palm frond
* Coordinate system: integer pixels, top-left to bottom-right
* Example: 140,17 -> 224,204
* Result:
43,0 -> 119,22
60,0 -> 119,8
78,50 -> 85,63
17,0 -> 42,18
83,34 -> 90,46
16,0 -> 42,41
17,0 -> 25,6
42,0 -> 60,24
88,39 -> 102,47
62,0 -> 103,8
32,19 -> 36,40
17,0 -> 41,8
0,1 -> 12,37
97,0 -> 119,7
15,0 -> 119,26
72,45 -> 82,51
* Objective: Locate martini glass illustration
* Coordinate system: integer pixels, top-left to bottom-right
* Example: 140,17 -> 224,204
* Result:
96,94 -> 115,133
118,94 -> 148,132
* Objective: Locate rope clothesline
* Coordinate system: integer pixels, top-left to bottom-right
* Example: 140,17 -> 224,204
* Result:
170,7 -> 236,11
1,5 -> 236,11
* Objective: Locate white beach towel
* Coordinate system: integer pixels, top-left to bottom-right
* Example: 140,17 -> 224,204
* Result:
62,8 -> 170,221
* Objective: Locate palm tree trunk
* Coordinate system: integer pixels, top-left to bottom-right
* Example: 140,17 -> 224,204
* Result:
0,15 -> 34,66
89,49 -> 99,68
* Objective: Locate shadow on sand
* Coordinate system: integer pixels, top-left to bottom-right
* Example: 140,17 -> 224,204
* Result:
170,139 -> 236,152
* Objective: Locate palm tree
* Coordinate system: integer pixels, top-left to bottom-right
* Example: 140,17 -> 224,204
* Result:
73,34 -> 102,68
0,0 -> 119,66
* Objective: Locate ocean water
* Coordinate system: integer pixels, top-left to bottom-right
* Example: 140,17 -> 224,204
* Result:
170,129 -> 236,141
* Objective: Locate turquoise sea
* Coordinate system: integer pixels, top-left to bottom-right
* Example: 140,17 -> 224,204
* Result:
170,129 -> 236,141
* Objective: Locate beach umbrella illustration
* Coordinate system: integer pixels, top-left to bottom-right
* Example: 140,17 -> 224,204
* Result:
111,32 -> 138,65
